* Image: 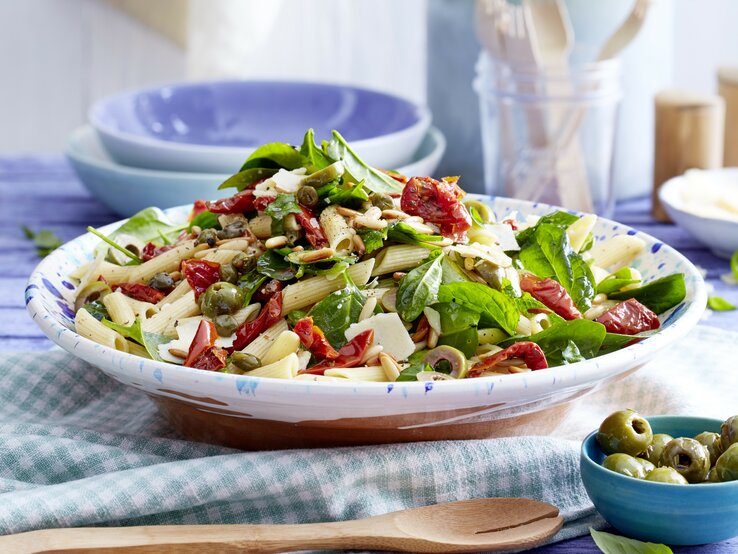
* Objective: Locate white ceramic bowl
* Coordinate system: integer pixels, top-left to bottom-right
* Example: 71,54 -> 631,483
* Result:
26,198 -> 706,450
66,125 -> 446,217
659,168 -> 738,259
90,80 -> 431,173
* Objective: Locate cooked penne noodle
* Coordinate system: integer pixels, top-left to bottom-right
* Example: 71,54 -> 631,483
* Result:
320,205 -> 354,253
124,297 -> 159,319
240,319 -> 289,358
372,245 -> 429,276
567,214 -> 597,252
245,353 -> 299,379
281,259 -> 374,314
75,309 -> 129,352
294,374 -> 348,382
102,291 -> 136,326
232,303 -> 261,327
158,280 -> 191,306
200,249 -> 244,265
126,342 -> 151,359
248,215 -> 273,239
261,331 -> 301,365
142,290 -> 200,337
323,366 -> 387,381
127,241 -> 204,284
588,235 -> 646,272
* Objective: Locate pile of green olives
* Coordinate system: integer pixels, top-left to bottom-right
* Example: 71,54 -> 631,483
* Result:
596,409 -> 738,485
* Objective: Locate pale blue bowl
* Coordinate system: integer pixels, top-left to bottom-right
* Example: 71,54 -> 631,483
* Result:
581,415 -> 738,545
89,80 -> 431,173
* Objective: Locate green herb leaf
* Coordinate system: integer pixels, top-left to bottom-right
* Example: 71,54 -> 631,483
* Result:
326,180 -> 369,208
597,267 -> 640,295
590,528 -> 673,554
396,361 -> 434,382
437,282 -> 519,336
708,295 -> 736,311
323,130 -> 403,194
188,210 -> 220,232
437,328 -> 479,358
82,300 -> 109,321
237,271 -> 268,305
608,274 -> 686,314
300,128 -> 334,171
218,167 -> 279,191
22,226 -> 63,257
440,256 -> 472,284
468,205 -> 486,227
102,318 -> 170,361
310,282 -> 366,348
433,302 -> 480,335
357,228 -> 388,254
256,250 -> 297,281
396,253 -> 444,322
87,226 -> 141,265
515,211 -> 580,246
107,207 -> 181,245
501,319 -> 607,366
287,309 -> 309,326
240,142 -> 306,172
264,194 -> 302,235
387,221 -> 445,248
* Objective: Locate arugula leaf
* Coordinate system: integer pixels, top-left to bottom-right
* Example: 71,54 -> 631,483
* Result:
22,226 -> 62,257
218,167 -> 279,191
387,221 -> 445,248
240,142 -> 305,172
437,282 -> 519,336
256,250 -> 298,281
396,253 -> 444,322
357,228 -> 388,254
310,282 -> 366,347
187,210 -> 220,232
501,319 -> 607,366
87,226 -> 141,265
299,128 -> 334,171
326,180 -> 369,208
82,300 -> 109,321
101,318 -> 170,361
107,207 -> 181,245
597,267 -> 640,295
590,528 -> 673,554
608,274 -> 686,314
396,361 -> 434,382
323,130 -> 403,194
264,194 -> 302,235
437,328 -> 479,358
708,295 -> 736,311
237,271 -> 268,305
518,223 -> 595,311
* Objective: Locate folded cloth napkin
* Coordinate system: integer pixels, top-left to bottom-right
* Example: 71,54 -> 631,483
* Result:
0,325 -> 736,550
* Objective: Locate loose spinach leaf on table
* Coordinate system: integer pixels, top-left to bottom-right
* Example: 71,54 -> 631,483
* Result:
256,250 -> 298,281
240,142 -> 306,172
707,295 -> 736,311
437,282 -> 519,336
608,274 -> 686,314
21,226 -> 62,257
310,281 -> 366,348
102,318 -> 171,362
396,252 -> 444,322
323,130 -> 403,194
218,167 -> 279,191
264,194 -> 302,235
299,128 -> 334,172
597,267 -> 640,295
590,528 -> 673,554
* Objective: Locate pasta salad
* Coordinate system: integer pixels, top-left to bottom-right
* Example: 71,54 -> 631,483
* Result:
71,129 -> 686,383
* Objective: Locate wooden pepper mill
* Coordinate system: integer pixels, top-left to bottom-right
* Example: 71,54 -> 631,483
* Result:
719,66 -> 738,167
652,90 -> 725,221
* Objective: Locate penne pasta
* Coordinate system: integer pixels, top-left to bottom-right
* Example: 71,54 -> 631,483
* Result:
567,214 -> 597,253
232,303 -> 261,327
127,241 -> 204,284
102,291 -> 136,326
261,331 -> 301,365
75,309 -> 129,352
245,353 -> 299,379
320,205 -> 354,253
588,235 -> 646,272
240,319 -> 289,359
323,366 -> 387,382
142,290 -> 200,337
124,297 -> 159,319
126,342 -> 151,359
158,280 -> 191,306
372,245 -> 430,276
199,249 -> 244,265
248,215 -> 272,239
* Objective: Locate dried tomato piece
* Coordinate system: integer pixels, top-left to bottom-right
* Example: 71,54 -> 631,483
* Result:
468,342 -> 548,378
294,206 -> 329,249
230,291 -> 283,352
141,242 -> 175,262
207,190 -> 256,214
111,283 -> 165,303
252,279 -> 284,303
520,274 -> 582,320
595,298 -> 660,335
400,176 -> 471,240
184,320 -> 217,367
253,195 -> 276,211
189,199 -> 209,221
293,316 -> 340,360
191,346 -> 228,371
181,259 -> 221,300
300,329 -> 374,375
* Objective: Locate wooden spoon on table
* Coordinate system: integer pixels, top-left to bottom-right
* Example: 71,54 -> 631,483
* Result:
0,497 -> 563,553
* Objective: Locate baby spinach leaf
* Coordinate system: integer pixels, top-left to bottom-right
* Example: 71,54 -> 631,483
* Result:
597,267 -> 640,295
256,251 -> 298,281
357,228 -> 388,254
82,300 -> 109,321
299,128 -> 334,171
87,226 -> 141,265
21,226 -> 62,257
590,528 -> 673,554
310,282 -> 365,347
108,207 -> 182,245
396,361 -> 434,382
323,130 -> 403,194
433,302 -> 480,334
326,180 -> 369,207
240,142 -> 305,171
387,221 -> 445,248
707,295 -> 736,311
287,309 -> 308,326
441,257 -> 471,284
515,211 -> 579,246
437,282 -> 519,336
187,210 -> 220,232
237,271 -> 268,305
218,167 -> 279,191
437,327 -> 479,358
102,318 -> 170,362
598,331 -> 656,356
608,274 -> 686,314
396,253 -> 444,322
264,194 -> 302,235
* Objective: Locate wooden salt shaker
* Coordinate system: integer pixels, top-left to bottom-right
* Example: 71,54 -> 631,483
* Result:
718,67 -> 738,167
652,90 -> 725,221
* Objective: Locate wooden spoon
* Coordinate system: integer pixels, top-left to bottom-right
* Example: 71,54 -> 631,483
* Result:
0,498 -> 563,553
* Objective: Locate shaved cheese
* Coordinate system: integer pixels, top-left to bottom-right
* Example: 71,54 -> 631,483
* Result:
158,318 -> 236,364
269,168 -> 307,193
344,312 -> 414,361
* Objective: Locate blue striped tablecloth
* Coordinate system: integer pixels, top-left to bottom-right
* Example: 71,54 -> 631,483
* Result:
1,157 -> 737,553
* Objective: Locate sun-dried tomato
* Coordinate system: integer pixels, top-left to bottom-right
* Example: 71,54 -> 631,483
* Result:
400,176 -> 471,240
230,291 -> 283,352
184,320 -> 217,367
140,242 -> 175,262
253,195 -> 276,211
111,283 -> 165,303
299,329 -> 375,375
189,199 -> 209,221
181,259 -> 221,300
520,274 -> 582,320
596,298 -> 660,335
294,206 -> 329,248
468,342 -> 548,378
191,346 -> 229,371
293,316 -> 340,360
207,190 -> 256,214
252,279 -> 284,303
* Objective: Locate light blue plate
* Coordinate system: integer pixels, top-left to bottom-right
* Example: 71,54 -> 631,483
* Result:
65,125 -> 446,217
581,415 -> 738,545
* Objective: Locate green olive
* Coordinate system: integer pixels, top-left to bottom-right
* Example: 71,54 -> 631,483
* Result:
370,192 -> 395,211
230,352 -> 261,372
219,264 -> 239,284
217,221 -> 246,240
597,409 -> 653,456
660,437 -> 711,483
715,443 -> 738,482
231,251 -> 257,273
296,185 -> 319,208
603,453 -> 648,479
721,415 -> 738,449
694,431 -> 724,466
642,433 -> 673,466
147,272 -> 174,291
195,228 -> 218,247
635,457 -> 655,474
200,282 -> 245,319
213,314 -> 238,337
645,467 -> 688,484
705,468 -> 722,483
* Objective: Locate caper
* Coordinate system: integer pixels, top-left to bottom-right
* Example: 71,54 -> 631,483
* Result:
370,192 -> 395,211
231,251 -> 257,273
200,282 -> 245,319
213,314 -> 238,337
195,228 -> 218,247
219,263 -> 239,284
148,272 -> 175,291
296,185 -> 319,208
231,352 -> 261,372
217,221 -> 246,240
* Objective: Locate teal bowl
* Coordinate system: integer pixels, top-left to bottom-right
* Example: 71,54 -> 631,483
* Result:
581,415 -> 738,546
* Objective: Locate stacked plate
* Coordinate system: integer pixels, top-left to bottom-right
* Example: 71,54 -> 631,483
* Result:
67,81 -> 445,216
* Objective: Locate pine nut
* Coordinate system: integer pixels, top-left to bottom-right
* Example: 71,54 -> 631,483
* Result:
265,236 -> 288,249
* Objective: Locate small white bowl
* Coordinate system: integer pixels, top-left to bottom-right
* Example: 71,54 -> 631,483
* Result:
659,168 -> 738,259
